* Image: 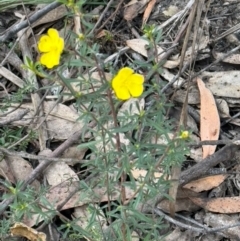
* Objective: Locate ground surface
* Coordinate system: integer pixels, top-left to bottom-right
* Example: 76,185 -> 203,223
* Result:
1,0 -> 240,240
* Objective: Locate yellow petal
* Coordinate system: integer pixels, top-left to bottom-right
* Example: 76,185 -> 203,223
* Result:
38,36 -> 52,52
117,67 -> 134,79
127,73 -> 144,97
115,87 -> 131,100
130,73 -> 144,85
112,67 -> 132,89
47,28 -> 60,41
56,38 -> 64,53
111,67 -> 144,100
129,84 -> 144,97
38,29 -> 64,54
40,51 -> 60,69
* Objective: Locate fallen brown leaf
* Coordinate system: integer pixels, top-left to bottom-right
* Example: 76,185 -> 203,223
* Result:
197,78 -> 220,158
124,0 -> 149,21
190,196 -> 240,213
183,174 -> 228,192
10,222 -> 46,241
142,0 -> 156,26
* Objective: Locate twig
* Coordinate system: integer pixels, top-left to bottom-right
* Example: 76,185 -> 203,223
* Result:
156,208 -> 240,236
193,44 -> 240,78
0,121 -> 96,215
188,139 -> 240,147
0,1 -> 61,43
154,208 -> 210,233
0,146 -> 81,163
89,0 -> 123,35
0,108 -> 29,125
179,144 -> 240,186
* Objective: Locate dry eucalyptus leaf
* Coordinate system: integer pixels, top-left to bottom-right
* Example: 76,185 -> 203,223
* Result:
163,5 -> 179,16
183,174 -> 228,192
32,4 -> 67,29
46,181 -> 135,210
142,0 -> 156,26
43,101 -> 80,122
158,197 -> 200,213
204,213 -> 240,239
190,196 -> 240,213
5,102 -> 85,140
216,98 -> 230,118
124,0 -> 149,21
126,39 -> 179,68
0,156 -> 40,190
171,35 -> 209,64
230,118 -> 240,126
158,188 -> 202,213
62,145 -> 87,166
10,222 -> 46,241
46,117 -> 84,140
200,71 -> 240,98
0,66 -> 25,88
39,149 -> 79,186
197,78 -> 220,159
213,51 -> 240,64
174,86 -> 200,104
165,227 -> 194,241
126,39 -> 149,57
160,68 -> 184,88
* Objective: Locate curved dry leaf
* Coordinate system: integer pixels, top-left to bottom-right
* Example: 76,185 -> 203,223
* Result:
0,156 -> 40,190
174,86 -> 200,104
200,71 -> 240,98
39,149 -> 79,186
142,0 -> 156,26
183,174 -> 228,192
124,0 -> 149,21
158,198 -> 200,213
126,39 -> 179,68
216,98 -> 230,118
213,51 -> 240,64
161,68 -> 184,88
0,66 -> 25,88
46,181 -> 135,210
126,39 -> 149,57
190,196 -> 240,213
204,213 -> 240,239
62,145 -> 87,166
10,222 -> 46,241
43,101 -> 79,122
163,5 -> 179,17
197,78 -> 220,158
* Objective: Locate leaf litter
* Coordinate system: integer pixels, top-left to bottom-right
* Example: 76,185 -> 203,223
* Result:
1,0 -> 240,240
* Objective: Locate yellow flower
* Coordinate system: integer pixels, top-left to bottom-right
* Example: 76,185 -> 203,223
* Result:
38,28 -> 64,69
111,67 -> 144,100
180,130 -> 189,139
